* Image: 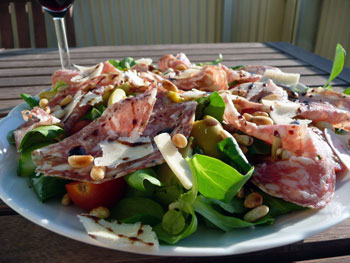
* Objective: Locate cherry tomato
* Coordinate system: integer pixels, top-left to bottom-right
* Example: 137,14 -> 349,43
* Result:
66,178 -> 126,211
69,120 -> 91,135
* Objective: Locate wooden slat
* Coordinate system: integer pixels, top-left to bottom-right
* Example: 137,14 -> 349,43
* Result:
0,215 -> 349,263
0,47 -> 281,61
267,42 -> 350,83
0,1 -> 14,48
14,1 -> 30,48
31,0 -> 47,48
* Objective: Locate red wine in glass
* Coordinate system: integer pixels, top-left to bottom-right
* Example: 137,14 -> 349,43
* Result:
38,0 -> 75,69
38,0 -> 75,17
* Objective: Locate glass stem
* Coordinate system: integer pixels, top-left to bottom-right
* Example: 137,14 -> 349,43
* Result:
53,17 -> 71,69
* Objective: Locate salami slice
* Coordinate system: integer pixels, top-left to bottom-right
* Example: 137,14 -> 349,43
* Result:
14,107 -> 60,150
252,128 -> 336,208
220,65 -> 261,85
32,89 -> 158,181
158,53 -> 192,72
223,94 -> 337,208
173,65 -> 228,91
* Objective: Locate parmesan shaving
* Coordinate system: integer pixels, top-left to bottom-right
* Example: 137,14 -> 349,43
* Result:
80,92 -> 103,107
94,137 -> 154,167
62,90 -> 83,122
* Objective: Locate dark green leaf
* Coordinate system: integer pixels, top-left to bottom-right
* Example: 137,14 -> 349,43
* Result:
154,184 -> 183,205
259,190 -> 306,217
124,168 -> 162,193
193,195 -> 274,231
323,43 -> 346,89
247,137 -> 271,155
19,125 -> 64,152
191,154 -> 254,202
110,197 -> 164,226
20,93 -> 39,108
231,65 -> 243,70
208,196 -> 246,214
7,130 -> 16,146
195,91 -> 226,122
31,174 -> 69,202
217,137 -> 252,174
18,142 -> 52,177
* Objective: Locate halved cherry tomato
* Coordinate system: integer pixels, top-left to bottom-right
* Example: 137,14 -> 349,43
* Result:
66,178 -> 126,211
69,120 -> 91,135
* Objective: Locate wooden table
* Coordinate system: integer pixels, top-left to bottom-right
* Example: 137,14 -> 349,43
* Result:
0,42 -> 349,262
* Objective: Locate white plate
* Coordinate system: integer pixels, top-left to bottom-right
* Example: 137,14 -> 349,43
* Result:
0,103 -> 350,256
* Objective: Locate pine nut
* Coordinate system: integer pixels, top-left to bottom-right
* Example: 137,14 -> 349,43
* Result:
39,98 -> 49,108
315,121 -> 334,131
271,135 -> 282,160
276,148 -> 295,160
44,106 -> 51,114
244,192 -> 263,208
231,89 -> 247,97
175,64 -> 187,71
244,205 -> 269,222
52,109 -> 66,119
90,166 -> 106,181
243,113 -> 253,122
251,116 -> 274,125
233,133 -> 253,146
162,80 -> 178,92
90,206 -> 110,219
61,193 -> 71,206
60,95 -> 73,107
172,134 -> 188,149
234,103 -> 242,113
68,155 -> 94,168
262,94 -> 279,100
253,111 -> 269,117
236,187 -> 244,198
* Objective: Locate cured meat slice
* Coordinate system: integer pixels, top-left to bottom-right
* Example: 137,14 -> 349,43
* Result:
223,95 -> 305,154
14,107 -> 60,150
220,65 -> 261,85
298,102 -> 350,131
105,100 -> 197,179
299,87 -> 350,111
173,65 -> 228,91
230,80 -> 288,102
32,89 -> 158,181
252,128 -> 336,208
239,65 -> 281,75
223,94 -> 336,208
158,53 -> 192,72
52,69 -> 80,86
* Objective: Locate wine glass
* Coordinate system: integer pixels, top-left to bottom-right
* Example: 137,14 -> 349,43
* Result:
38,0 -> 75,69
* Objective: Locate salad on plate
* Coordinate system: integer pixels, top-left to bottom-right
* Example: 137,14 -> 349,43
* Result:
6,44 -> 350,252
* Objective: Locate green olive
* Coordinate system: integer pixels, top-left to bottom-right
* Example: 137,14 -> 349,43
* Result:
190,115 -> 225,158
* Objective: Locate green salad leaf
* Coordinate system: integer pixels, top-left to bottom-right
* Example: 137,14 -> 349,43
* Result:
231,65 -> 244,70
323,43 -> 346,90
195,91 -> 226,122
83,104 -> 106,120
19,125 -> 64,152
217,137 -> 252,174
110,197 -> 164,226
20,93 -> 39,108
343,88 -> 350,95
191,154 -> 254,202
208,196 -> 246,214
193,195 -> 274,231
109,57 -> 136,70
53,80 -> 68,92
124,168 -> 162,193
18,142 -> 51,177
197,54 -> 223,66
7,130 -> 16,146
31,174 -> 69,202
